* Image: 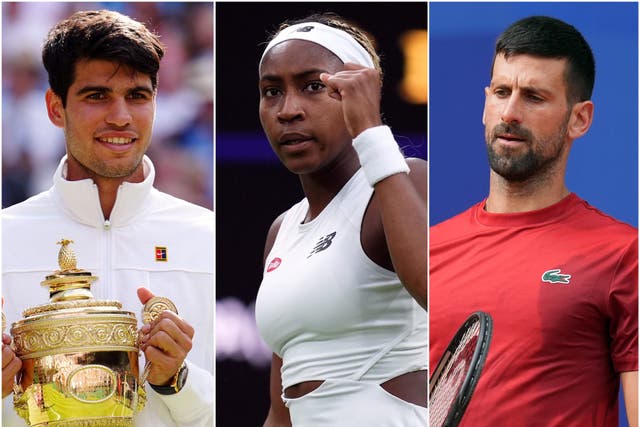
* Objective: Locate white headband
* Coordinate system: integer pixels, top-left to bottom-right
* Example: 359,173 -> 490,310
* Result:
260,22 -> 375,69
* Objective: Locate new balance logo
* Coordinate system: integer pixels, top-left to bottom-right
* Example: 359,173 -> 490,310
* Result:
541,269 -> 571,285
308,232 -> 336,258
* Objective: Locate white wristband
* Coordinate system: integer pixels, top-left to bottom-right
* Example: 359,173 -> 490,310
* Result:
352,125 -> 409,187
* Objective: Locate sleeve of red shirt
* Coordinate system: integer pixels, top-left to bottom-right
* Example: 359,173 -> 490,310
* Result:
608,233 -> 638,373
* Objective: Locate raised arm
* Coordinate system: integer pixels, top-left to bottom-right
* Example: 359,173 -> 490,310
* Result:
321,64 -> 427,309
371,159 -> 427,308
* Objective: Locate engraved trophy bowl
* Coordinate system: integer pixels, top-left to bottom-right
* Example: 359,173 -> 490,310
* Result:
9,239 -> 146,427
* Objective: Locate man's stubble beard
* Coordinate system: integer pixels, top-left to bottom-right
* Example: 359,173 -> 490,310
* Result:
485,114 -> 570,183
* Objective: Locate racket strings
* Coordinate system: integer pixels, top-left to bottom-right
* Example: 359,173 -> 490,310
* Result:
429,320 -> 480,427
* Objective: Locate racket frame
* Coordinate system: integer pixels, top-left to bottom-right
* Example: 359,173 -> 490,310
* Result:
429,311 -> 493,427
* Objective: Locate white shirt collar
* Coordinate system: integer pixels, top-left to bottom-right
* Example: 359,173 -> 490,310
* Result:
52,155 -> 155,227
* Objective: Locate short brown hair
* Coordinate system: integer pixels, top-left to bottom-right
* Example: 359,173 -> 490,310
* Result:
42,9 -> 165,106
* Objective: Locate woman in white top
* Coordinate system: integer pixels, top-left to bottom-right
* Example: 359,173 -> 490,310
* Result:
255,13 -> 427,426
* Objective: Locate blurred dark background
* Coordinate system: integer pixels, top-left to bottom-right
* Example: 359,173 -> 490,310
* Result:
215,2 -> 426,425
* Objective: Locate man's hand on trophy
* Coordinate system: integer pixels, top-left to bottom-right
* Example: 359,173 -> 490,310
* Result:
2,333 -> 21,398
137,287 -> 194,386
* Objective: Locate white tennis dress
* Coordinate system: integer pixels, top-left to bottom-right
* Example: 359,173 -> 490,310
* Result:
256,169 -> 427,426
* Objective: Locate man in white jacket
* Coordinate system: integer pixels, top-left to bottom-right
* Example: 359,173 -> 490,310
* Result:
1,9 -> 213,426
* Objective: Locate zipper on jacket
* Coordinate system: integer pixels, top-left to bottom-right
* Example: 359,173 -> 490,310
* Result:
103,219 -> 113,299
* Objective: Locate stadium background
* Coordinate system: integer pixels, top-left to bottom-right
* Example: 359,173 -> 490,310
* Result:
216,2 -> 426,425
2,2 -> 213,210
430,3 -> 638,426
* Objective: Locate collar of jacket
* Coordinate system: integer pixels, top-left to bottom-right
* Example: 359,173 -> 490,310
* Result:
52,155 -> 155,228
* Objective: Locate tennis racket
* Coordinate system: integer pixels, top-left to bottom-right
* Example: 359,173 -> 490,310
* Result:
429,311 -> 493,427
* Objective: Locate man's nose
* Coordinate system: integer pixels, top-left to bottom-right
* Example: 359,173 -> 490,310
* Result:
105,98 -> 132,127
500,94 -> 523,124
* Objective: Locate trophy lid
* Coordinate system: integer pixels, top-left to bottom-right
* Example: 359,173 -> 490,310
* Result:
19,239 -> 122,317
11,239 -> 137,359
43,238 -> 98,301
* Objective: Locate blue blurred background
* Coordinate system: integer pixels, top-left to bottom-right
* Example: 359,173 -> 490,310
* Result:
430,2 -> 637,228
430,3 -> 638,426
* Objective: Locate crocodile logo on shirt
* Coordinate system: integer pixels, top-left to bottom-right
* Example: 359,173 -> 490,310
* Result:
541,269 -> 571,285
308,232 -> 336,258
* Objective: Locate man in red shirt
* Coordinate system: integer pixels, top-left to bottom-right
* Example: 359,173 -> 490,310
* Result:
430,16 -> 638,426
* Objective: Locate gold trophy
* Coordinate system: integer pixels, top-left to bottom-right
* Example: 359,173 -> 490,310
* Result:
9,239 -> 147,426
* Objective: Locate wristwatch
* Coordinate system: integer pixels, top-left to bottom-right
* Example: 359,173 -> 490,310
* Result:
150,362 -> 188,395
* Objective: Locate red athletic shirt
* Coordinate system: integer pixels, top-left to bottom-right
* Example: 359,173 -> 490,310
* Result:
430,193 -> 638,427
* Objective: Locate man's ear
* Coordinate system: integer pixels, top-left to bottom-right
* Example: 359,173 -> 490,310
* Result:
45,89 -> 65,128
482,87 -> 490,125
567,100 -> 594,140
